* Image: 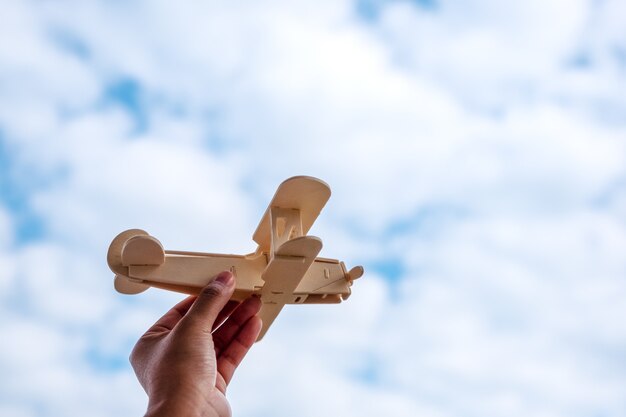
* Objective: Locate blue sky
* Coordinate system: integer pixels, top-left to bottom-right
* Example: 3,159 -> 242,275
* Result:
1,1 -> 625,416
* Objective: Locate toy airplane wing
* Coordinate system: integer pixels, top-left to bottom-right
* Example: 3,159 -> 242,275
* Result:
252,176 -> 330,253
257,235 -> 322,340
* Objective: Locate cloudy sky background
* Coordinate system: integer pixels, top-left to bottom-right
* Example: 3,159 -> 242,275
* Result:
1,0 -> 625,416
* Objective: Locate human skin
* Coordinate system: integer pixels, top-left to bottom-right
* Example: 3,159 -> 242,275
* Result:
130,271 -> 263,417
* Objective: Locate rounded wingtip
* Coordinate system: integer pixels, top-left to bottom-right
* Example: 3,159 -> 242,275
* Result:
281,175 -> 329,187
279,176 -> 331,197
275,235 -> 323,257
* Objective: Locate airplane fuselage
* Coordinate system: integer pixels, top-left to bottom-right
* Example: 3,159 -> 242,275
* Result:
123,250 -> 353,304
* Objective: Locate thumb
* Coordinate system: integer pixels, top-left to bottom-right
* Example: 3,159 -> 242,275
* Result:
185,271 -> 235,329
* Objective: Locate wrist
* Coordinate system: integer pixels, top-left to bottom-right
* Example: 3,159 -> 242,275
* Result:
145,394 -> 221,417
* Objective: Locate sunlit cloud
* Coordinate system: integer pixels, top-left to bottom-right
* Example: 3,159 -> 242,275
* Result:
1,1 -> 625,416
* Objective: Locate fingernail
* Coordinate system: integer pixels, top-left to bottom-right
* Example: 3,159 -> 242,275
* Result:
215,271 -> 234,286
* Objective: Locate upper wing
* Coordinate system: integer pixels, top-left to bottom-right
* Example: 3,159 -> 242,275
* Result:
256,235 -> 323,341
252,176 -> 331,253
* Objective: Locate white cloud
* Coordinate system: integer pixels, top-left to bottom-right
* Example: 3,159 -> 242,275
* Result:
0,205 -> 12,248
0,1 -> 625,417
31,112 -> 255,252
0,206 -> 15,296
377,208 -> 626,415
376,0 -> 588,102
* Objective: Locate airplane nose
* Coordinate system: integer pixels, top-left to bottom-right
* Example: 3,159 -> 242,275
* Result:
347,266 -> 364,282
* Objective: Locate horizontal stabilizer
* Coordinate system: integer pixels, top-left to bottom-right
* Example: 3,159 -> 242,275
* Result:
114,275 -> 150,295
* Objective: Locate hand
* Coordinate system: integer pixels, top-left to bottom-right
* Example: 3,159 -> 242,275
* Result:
130,271 -> 263,417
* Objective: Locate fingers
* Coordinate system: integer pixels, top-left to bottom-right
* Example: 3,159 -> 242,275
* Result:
212,300 -> 242,332
145,295 -> 197,334
217,315 -> 263,389
183,271 -> 235,331
213,296 -> 262,355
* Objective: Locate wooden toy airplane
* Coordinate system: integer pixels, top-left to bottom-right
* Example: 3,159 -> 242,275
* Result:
107,176 -> 364,341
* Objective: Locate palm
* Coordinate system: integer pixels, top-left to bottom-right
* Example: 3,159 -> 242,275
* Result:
132,294 -> 262,417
